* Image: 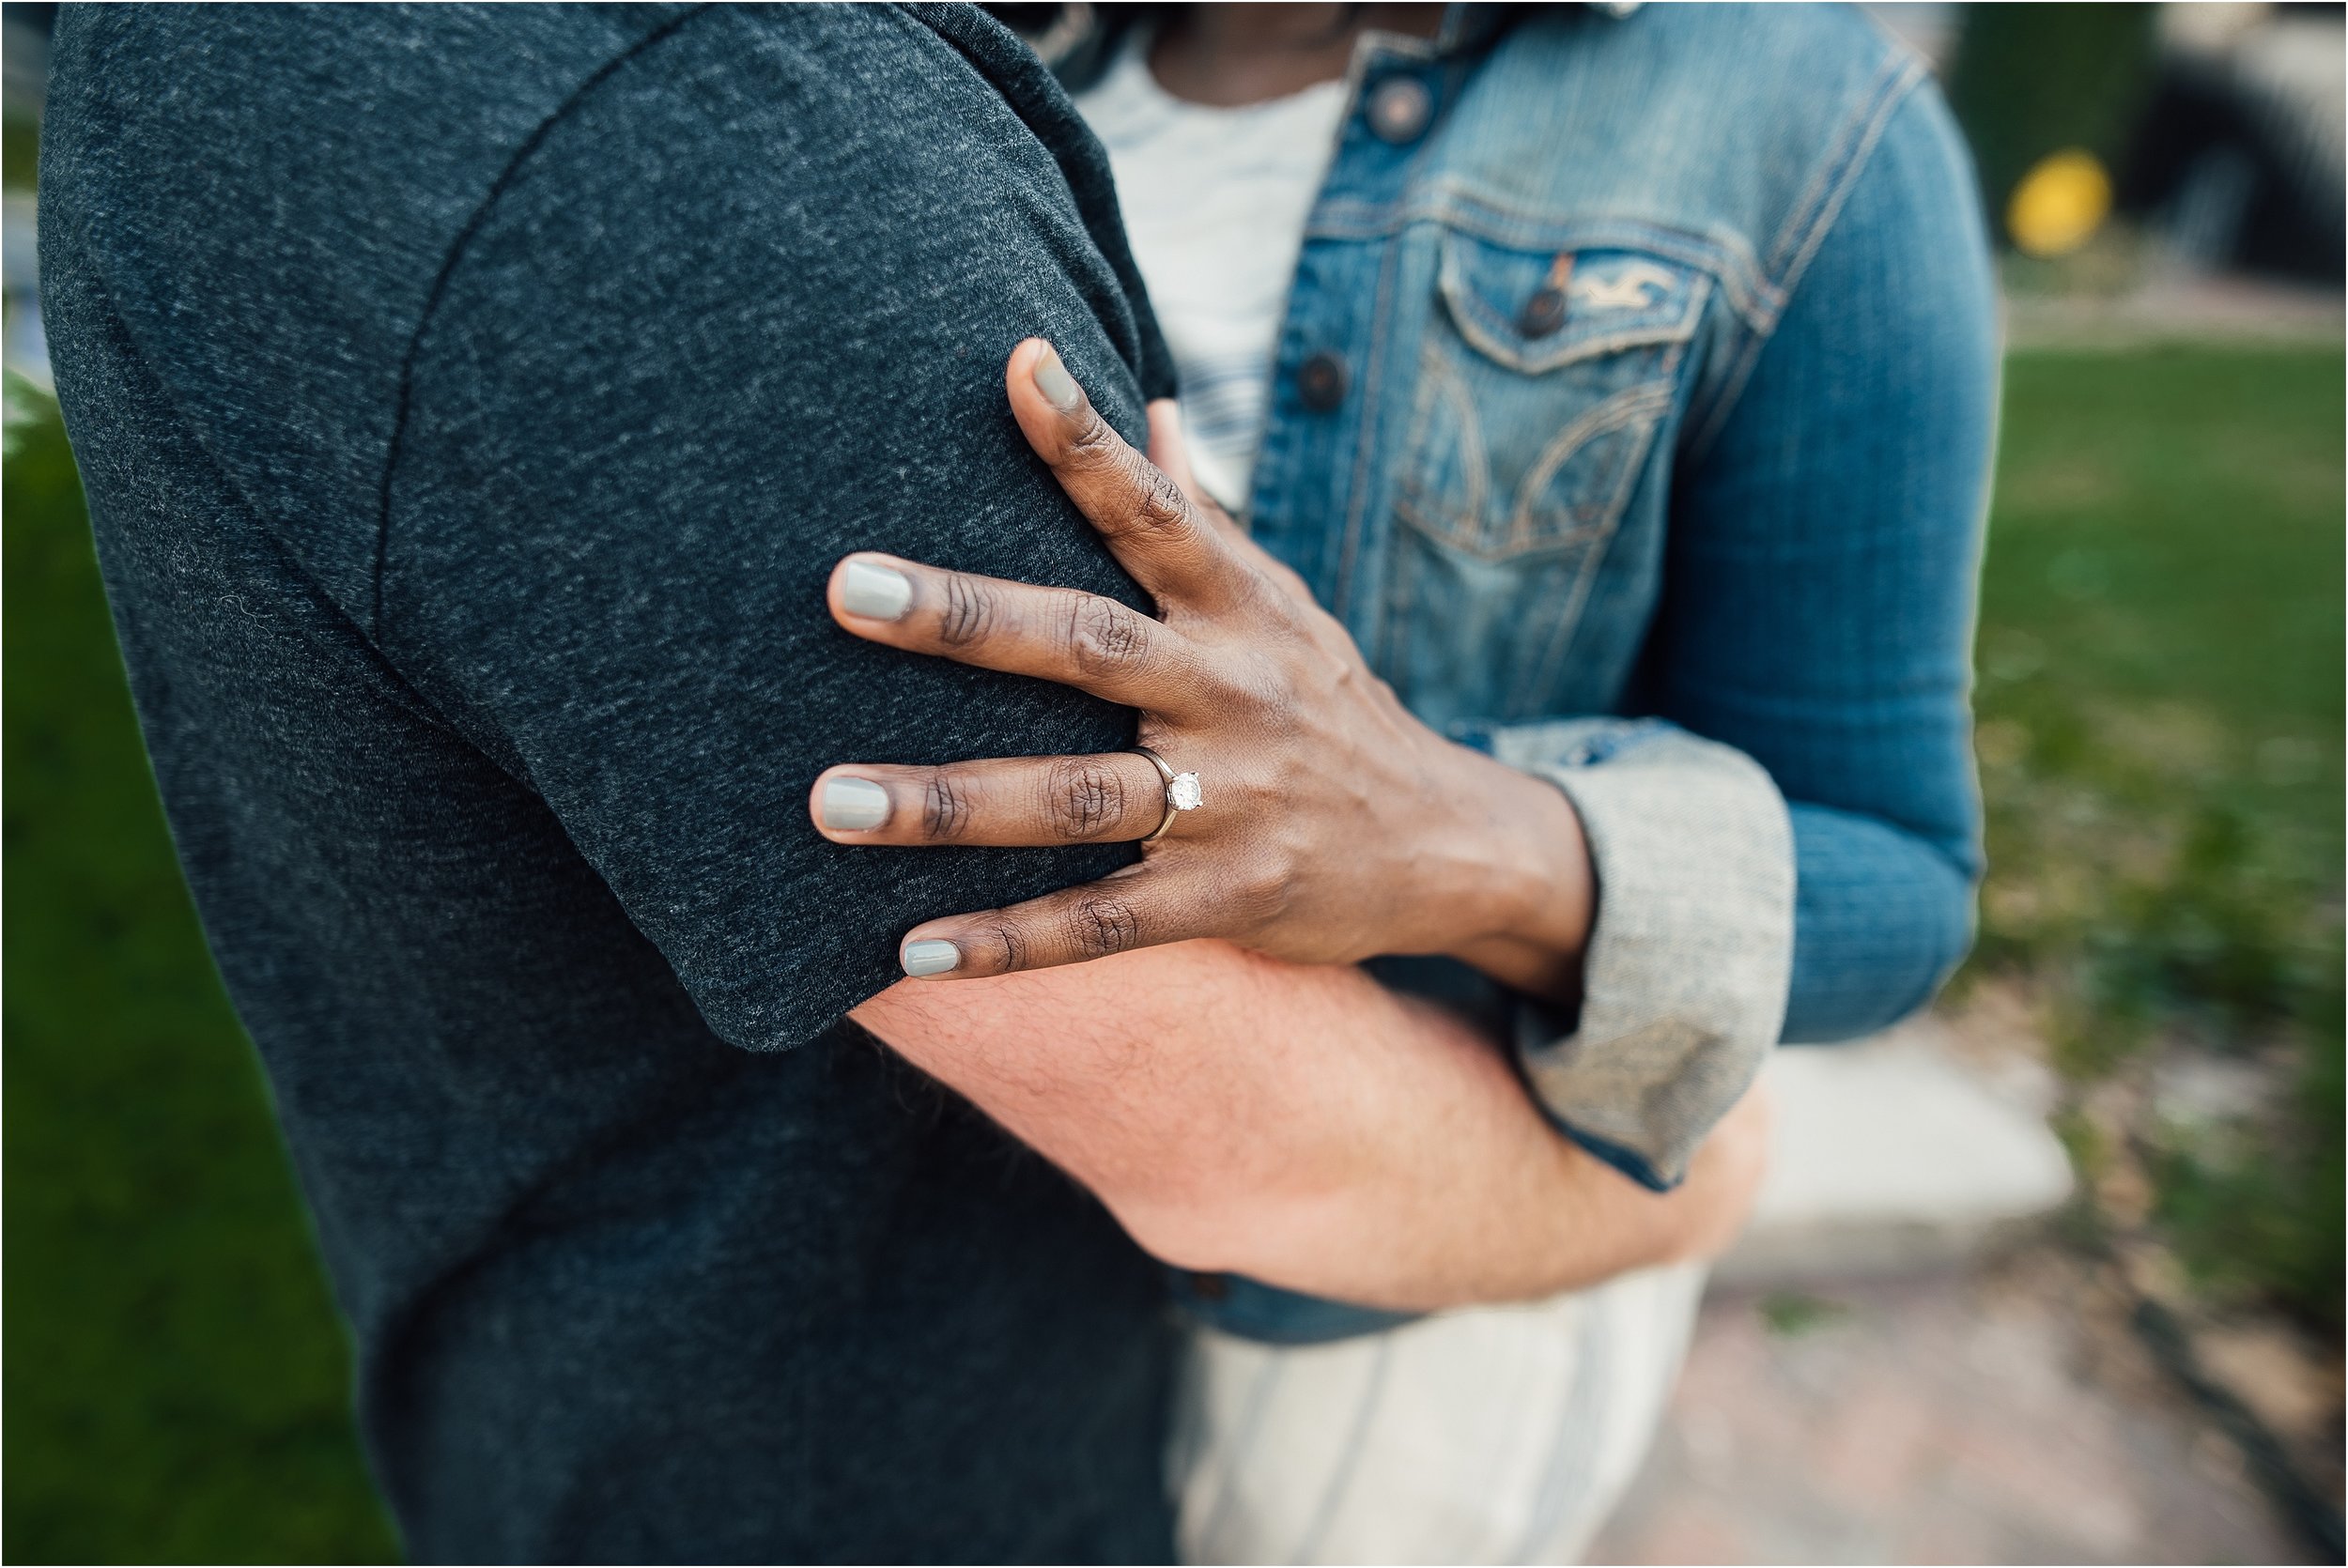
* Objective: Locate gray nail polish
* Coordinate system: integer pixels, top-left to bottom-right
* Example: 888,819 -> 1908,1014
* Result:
840,560 -> 912,622
902,939 -> 961,977
1033,348 -> 1085,414
820,776 -> 890,831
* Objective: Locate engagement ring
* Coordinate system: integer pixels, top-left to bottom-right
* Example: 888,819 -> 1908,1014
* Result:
1132,746 -> 1201,843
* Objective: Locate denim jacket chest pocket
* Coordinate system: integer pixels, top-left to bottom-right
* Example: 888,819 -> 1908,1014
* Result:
1383,234 -> 1707,722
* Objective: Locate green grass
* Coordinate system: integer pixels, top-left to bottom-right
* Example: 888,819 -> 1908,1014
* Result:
4,112 -> 39,194
1,344 -> 2339,1559
1756,1290 -> 1851,1338
4,376 -> 399,1562
1964,345 -> 2344,1330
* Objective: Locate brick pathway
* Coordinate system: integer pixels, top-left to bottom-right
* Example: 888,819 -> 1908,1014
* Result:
1587,1250 -> 2316,1565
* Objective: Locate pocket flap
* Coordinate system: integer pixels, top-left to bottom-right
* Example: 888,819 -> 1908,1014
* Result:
1436,233 -> 1709,376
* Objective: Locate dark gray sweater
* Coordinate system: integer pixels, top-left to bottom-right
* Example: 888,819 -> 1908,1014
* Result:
42,4 -> 1178,1559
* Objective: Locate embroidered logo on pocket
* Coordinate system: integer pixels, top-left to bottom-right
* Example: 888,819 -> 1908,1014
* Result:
1568,260 -> 1678,314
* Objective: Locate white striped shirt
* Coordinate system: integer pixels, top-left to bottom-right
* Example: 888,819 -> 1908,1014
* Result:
1075,30 -> 1348,514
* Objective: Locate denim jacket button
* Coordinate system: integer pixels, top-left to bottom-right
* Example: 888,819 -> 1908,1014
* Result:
1366,75 -> 1432,144
1520,286 -> 1568,337
1186,1271 -> 1230,1302
1298,350 -> 1349,411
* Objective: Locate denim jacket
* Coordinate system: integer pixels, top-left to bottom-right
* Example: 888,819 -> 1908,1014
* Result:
1040,3 -> 1996,1337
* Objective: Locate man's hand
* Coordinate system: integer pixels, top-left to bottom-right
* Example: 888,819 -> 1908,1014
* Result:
855,939 -> 1769,1313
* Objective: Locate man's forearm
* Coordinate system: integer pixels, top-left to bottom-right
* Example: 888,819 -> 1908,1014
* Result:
852,940 -> 1762,1311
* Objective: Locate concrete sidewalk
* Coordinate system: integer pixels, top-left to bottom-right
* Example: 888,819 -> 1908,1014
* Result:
1588,1252 -> 2318,1565
2005,276 -> 2343,350
1717,1017 -> 2074,1287
1584,1013 -> 2325,1564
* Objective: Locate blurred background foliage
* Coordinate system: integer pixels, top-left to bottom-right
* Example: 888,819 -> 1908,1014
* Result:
1958,348 -> 2343,1335
1945,3 -> 2159,224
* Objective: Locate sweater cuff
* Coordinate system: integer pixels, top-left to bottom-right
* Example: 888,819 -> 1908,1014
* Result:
1487,717 -> 1794,1190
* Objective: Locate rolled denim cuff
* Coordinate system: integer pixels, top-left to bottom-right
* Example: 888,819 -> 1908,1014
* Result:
1164,1267 -> 1420,1344
1487,717 -> 1795,1191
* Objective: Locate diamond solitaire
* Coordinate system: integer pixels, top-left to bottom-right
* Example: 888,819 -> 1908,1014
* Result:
1130,746 -> 1198,843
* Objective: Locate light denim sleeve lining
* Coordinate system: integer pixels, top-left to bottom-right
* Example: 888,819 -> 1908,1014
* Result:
1490,716 -> 1795,1190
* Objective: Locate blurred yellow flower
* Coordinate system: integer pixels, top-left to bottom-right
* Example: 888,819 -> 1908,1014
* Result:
2007,149 -> 2114,258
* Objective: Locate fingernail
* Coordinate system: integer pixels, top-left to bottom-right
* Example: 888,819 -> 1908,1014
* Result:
840,559 -> 912,622
902,939 -> 961,977
819,776 -> 890,831
1033,346 -> 1085,414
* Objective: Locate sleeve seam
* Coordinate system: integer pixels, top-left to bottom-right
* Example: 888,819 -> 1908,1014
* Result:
57,253 -> 469,742
1681,51 -> 1929,466
368,4 -> 715,647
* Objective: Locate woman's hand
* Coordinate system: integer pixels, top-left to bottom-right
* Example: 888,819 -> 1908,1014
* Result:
811,339 -> 1594,993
